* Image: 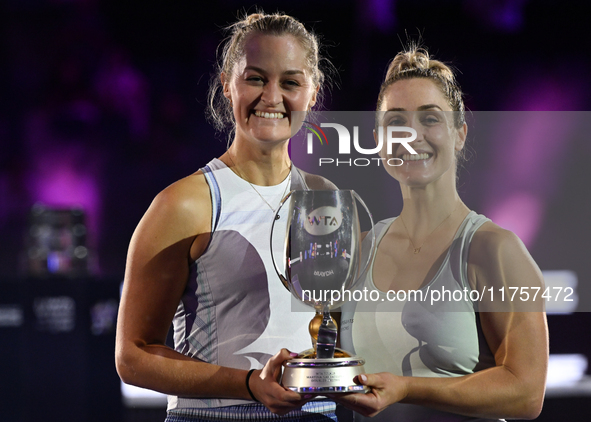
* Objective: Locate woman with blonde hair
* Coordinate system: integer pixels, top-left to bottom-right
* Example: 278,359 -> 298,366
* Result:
336,46 -> 548,421
115,11 -> 338,421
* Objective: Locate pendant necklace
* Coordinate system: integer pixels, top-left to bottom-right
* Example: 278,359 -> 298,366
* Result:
227,150 -> 291,219
399,204 -> 459,254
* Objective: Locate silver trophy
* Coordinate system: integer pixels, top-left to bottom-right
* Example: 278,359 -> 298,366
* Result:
271,190 -> 375,393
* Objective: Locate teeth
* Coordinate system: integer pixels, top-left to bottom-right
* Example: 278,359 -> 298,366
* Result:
254,111 -> 285,119
402,153 -> 431,161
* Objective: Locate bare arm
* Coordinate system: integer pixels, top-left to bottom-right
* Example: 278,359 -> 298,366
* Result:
115,173 -> 307,414
334,223 -> 548,420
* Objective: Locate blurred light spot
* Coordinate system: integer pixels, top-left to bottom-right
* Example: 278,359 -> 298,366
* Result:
121,383 -> 168,408
464,0 -> 528,33
542,270 -> 578,314
488,192 -> 542,247
368,0 -> 396,33
90,299 -> 118,335
0,305 -> 24,328
547,354 -> 588,387
32,164 -> 99,211
34,296 -> 76,333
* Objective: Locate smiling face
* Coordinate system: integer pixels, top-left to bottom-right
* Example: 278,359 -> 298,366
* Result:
222,33 -> 318,147
378,78 -> 467,188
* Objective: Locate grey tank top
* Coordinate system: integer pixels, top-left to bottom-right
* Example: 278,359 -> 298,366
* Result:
168,159 -> 315,410
340,211 -> 504,422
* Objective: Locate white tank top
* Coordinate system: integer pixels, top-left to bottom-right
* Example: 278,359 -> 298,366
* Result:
340,211 -> 503,422
168,158 -> 314,410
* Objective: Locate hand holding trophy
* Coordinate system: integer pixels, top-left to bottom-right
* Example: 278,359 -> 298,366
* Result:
271,190 -> 375,393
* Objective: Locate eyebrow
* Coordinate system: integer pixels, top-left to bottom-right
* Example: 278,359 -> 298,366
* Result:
386,104 -> 444,111
244,66 -> 306,76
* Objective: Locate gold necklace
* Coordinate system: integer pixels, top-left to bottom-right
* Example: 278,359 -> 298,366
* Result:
227,150 -> 292,215
399,205 -> 458,254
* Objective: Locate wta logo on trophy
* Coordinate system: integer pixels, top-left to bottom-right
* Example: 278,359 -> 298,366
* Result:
305,206 -> 342,236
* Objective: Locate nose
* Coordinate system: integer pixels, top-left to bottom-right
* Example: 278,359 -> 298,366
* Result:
261,82 -> 282,106
406,113 -> 421,132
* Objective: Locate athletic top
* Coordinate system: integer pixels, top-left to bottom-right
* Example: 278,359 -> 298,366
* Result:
168,158 -> 317,410
340,211 -> 504,422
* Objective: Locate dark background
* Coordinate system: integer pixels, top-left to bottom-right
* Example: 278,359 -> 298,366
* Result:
1,0 -> 590,421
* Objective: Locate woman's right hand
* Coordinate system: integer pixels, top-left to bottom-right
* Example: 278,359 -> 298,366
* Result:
249,349 -> 313,415
331,372 -> 407,417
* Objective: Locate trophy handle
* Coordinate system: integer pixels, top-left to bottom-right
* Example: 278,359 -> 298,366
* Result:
351,190 -> 377,285
270,190 -> 295,291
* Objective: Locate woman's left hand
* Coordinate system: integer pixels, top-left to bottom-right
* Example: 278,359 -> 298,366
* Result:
250,349 -> 313,415
331,372 -> 407,417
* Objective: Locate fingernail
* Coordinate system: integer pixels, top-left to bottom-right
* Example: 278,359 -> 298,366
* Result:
360,374 -> 367,383
289,352 -> 299,357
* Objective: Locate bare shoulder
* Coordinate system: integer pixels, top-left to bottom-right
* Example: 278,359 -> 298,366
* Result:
469,221 -> 529,263
468,220 -> 543,290
297,169 -> 338,190
140,170 -> 212,240
156,170 -> 210,211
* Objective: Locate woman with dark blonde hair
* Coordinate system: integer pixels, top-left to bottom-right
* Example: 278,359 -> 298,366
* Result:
336,46 -> 548,421
115,11 -> 338,421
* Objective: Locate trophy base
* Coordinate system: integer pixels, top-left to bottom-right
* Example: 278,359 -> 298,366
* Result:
281,348 -> 369,394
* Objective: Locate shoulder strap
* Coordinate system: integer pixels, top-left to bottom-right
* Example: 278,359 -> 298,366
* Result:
201,164 -> 222,234
459,212 -> 491,292
291,166 -> 310,190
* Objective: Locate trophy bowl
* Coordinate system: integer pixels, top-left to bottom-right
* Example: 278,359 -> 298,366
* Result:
271,190 -> 375,393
